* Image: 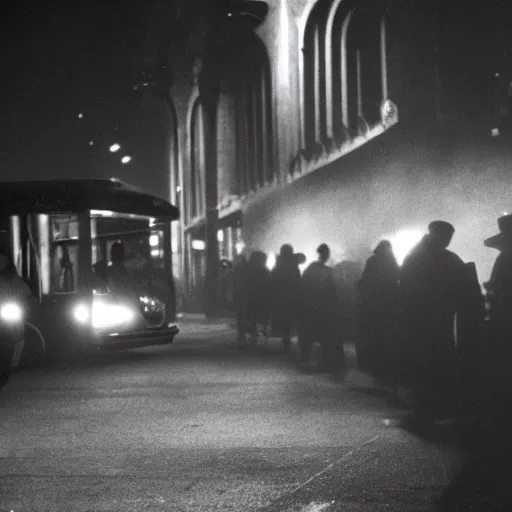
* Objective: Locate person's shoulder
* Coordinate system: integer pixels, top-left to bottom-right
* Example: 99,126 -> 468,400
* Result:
444,249 -> 465,266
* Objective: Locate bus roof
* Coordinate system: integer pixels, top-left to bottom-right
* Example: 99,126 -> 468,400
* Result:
0,178 -> 179,219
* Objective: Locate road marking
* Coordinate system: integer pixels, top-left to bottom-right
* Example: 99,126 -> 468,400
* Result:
289,435 -> 380,496
299,502 -> 333,512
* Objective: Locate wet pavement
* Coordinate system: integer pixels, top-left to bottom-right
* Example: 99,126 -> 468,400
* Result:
0,318 -> 462,511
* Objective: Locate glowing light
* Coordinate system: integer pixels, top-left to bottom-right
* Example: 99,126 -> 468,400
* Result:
266,253 -> 276,270
121,155 -> 132,164
492,128 -> 500,137
73,304 -> 89,324
151,249 -> 160,257
176,185 -> 182,193
89,141 -> 94,146
109,143 -> 121,153
235,241 -> 245,254
387,228 -> 424,265
192,239 -> 206,251
217,230 -> 224,243
150,234 -> 159,247
78,113 -> 83,119
504,212 -> 508,216
0,302 -> 23,323
90,209 -> 114,217
73,301 -> 135,329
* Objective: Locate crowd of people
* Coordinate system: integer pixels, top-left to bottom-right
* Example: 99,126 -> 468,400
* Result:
228,214 -> 512,427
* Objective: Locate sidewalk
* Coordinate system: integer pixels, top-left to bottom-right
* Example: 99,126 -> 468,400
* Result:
175,312 -> 237,336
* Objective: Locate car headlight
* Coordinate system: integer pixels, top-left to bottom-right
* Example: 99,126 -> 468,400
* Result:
0,302 -> 23,323
73,301 -> 136,329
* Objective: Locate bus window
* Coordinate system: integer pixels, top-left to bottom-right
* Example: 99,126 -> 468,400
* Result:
50,215 -> 78,293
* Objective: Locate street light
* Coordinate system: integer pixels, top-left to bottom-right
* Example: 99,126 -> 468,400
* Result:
110,143 -> 121,153
121,155 -> 132,164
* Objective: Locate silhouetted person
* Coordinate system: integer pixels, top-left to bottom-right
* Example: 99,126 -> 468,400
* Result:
246,251 -> 271,344
357,240 -> 402,399
232,254 -> 250,345
333,260 -> 362,344
108,242 -> 138,305
299,244 -> 340,370
59,245 -> 75,292
271,244 -> 301,350
484,214 -> 512,410
400,221 -> 467,424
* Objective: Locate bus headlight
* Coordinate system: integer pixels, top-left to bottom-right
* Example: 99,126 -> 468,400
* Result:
73,302 -> 136,329
0,302 -> 23,323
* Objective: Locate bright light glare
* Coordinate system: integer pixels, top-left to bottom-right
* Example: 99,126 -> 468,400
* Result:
90,209 -> 114,217
150,234 -> 159,247
387,228 -> 424,265
151,249 -> 160,257
266,253 -> 276,270
78,113 -> 84,119
91,303 -> 134,329
109,143 -> 121,153
217,230 -> 224,243
121,156 -> 132,164
73,301 -> 135,329
492,128 -> 500,137
235,241 -> 245,254
0,303 -> 23,323
176,185 -> 182,193
192,239 -> 206,251
73,304 -> 89,324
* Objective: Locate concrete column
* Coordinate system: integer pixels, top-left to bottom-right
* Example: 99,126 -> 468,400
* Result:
313,25 -> 321,142
380,15 -> 388,101
357,49 -> 362,117
200,91 -> 220,317
341,10 -> 354,128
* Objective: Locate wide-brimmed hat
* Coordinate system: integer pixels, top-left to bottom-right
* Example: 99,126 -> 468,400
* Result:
484,214 -> 512,249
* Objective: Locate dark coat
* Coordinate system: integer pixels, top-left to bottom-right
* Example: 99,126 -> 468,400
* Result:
301,261 -> 338,324
271,256 -> 301,334
246,255 -> 272,325
357,250 -> 402,382
400,236 -> 467,387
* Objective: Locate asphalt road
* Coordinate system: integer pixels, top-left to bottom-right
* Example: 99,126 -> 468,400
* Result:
0,321 -> 462,512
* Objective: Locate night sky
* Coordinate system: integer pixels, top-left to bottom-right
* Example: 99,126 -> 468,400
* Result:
1,0 -> 171,196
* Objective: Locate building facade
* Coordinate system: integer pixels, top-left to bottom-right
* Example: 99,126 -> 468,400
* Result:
138,0 -> 512,311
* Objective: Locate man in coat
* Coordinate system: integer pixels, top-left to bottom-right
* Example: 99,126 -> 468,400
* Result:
400,221 -> 467,423
299,243 -> 340,370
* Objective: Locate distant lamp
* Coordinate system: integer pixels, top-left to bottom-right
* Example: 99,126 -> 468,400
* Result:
78,113 -> 84,119
121,156 -> 132,164
88,141 -> 94,146
492,128 -> 500,137
110,143 -> 121,153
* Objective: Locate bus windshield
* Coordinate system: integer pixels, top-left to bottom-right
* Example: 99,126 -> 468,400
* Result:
91,213 -> 167,300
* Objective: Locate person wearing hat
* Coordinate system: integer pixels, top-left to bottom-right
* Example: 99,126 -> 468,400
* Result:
270,244 -> 301,350
484,214 -> 512,380
400,220 -> 468,424
299,243 -> 340,370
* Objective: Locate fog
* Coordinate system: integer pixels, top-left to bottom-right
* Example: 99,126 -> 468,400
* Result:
243,128 -> 510,285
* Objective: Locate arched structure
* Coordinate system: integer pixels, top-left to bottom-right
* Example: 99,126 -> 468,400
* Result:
301,0 -> 391,153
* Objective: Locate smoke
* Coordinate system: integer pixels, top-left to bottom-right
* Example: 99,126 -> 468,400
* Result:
243,130 -> 510,283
